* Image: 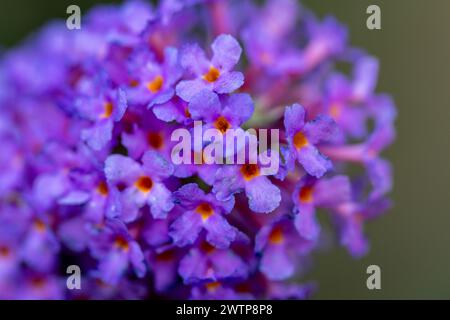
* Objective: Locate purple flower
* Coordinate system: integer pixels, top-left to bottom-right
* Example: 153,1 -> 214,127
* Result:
241,0 -> 303,74
323,73 -> 367,140
268,282 -> 316,300
89,219 -> 146,285
126,47 -> 182,107
176,34 -> 244,101
322,55 -> 379,140
152,95 -> 191,124
284,103 -> 337,178
20,214 -> 60,273
302,16 -> 347,72
190,281 -> 254,300
121,112 -> 176,161
178,241 -> 249,285
292,175 -> 351,240
169,183 -> 238,248
104,150 -> 174,221
14,273 -> 63,300
255,218 -> 314,280
213,162 -> 282,214
146,246 -> 180,292
188,89 -> 254,132
78,87 -> 128,150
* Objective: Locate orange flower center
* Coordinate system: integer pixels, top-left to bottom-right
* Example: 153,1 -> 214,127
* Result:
184,107 -> 191,118
96,181 -> 109,196
0,246 -> 10,257
240,164 -> 260,181
329,103 -> 342,119
196,203 -> 214,221
206,281 -> 221,292
147,132 -> 164,149
114,236 -> 129,251
235,283 -> 251,293
293,131 -> 308,149
214,116 -> 231,134
299,186 -> 314,203
200,241 -> 216,254
134,176 -> 153,193
268,227 -> 284,244
194,151 -> 207,164
129,79 -> 140,87
100,102 -> 114,119
31,277 -> 46,288
34,220 -> 46,233
156,250 -> 175,262
146,75 -> 164,93
203,66 -> 220,83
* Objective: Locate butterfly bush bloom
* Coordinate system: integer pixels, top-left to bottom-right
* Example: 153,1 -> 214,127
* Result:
169,183 -> 238,248
0,0 -> 396,299
176,34 -> 244,101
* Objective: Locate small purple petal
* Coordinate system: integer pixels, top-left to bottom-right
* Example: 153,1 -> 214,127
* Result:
176,79 -> 208,102
169,211 -> 203,247
213,71 -> 244,94
303,115 -> 337,144
297,145 -> 332,178
245,176 -> 281,213
284,103 -> 306,137
260,245 -> 294,280
188,89 -> 221,121
211,34 -> 242,71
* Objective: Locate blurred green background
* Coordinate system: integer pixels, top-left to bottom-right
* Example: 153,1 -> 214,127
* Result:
1,0 -> 449,299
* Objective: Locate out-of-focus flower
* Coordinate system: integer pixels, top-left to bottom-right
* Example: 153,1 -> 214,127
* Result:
284,103 -> 337,178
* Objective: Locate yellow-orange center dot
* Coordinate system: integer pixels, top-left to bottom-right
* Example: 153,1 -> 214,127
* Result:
146,75 -> 164,93
97,181 -> 109,196
200,241 -> 216,254
203,66 -> 220,83
184,107 -> 191,118
147,132 -> 164,149
196,203 -> 214,221
206,281 -> 221,292
95,278 -> 110,288
299,186 -> 314,203
129,79 -> 140,87
101,102 -> 114,119
214,116 -> 231,134
260,51 -> 273,64
34,220 -> 46,233
194,151 -> 207,164
235,283 -> 251,293
134,176 -> 153,193
31,277 -> 46,288
268,227 -> 284,245
0,246 -> 10,257
156,250 -> 175,262
114,236 -> 129,251
329,103 -> 341,119
293,131 -> 308,150
240,164 -> 260,181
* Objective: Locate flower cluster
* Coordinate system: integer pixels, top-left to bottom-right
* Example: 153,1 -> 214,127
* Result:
0,0 -> 396,299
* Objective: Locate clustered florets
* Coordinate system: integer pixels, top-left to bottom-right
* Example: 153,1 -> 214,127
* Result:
0,0 -> 395,299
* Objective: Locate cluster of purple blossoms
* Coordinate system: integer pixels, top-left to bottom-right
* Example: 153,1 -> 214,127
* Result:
0,0 -> 396,299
